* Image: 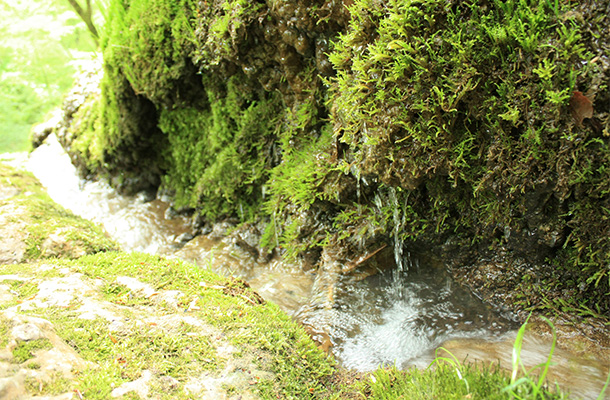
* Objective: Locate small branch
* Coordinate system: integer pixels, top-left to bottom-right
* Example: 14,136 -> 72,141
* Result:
66,0 -> 99,47
342,244 -> 388,274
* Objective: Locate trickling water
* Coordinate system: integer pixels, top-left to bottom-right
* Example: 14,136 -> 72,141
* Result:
388,187 -> 406,275
25,136 -> 191,255
16,135 -> 610,399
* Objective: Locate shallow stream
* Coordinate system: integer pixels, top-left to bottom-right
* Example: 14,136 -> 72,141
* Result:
15,135 -> 610,399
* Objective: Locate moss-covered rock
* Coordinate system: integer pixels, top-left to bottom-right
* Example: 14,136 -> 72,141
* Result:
0,163 -> 118,263
326,0 -> 610,318
57,0 -> 610,322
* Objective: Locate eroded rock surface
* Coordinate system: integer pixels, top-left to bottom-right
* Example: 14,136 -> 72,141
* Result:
0,266 -> 274,399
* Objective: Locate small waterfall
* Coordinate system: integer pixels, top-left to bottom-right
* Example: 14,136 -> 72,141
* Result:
354,167 -> 361,203
388,187 -> 406,274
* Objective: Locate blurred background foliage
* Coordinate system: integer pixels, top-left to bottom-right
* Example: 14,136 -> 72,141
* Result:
0,0 -> 100,153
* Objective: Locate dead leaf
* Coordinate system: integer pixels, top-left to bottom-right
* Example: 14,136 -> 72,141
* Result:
569,91 -> 593,126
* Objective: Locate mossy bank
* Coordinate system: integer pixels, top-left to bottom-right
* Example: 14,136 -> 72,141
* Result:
0,163 -> 118,263
54,0 -> 610,327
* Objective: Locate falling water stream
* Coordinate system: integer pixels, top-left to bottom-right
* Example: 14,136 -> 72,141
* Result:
10,135 -> 609,399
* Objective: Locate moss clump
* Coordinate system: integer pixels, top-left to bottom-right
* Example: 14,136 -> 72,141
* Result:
158,74 -> 284,220
326,0 -> 609,316
12,338 -> 53,364
61,0 -> 609,320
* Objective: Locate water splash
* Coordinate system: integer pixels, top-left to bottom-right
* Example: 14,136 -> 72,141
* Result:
298,257 -> 513,371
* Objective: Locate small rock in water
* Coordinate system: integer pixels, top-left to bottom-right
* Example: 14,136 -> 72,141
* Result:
175,232 -> 195,244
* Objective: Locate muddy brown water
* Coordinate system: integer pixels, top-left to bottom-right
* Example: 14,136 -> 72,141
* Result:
10,135 -> 609,399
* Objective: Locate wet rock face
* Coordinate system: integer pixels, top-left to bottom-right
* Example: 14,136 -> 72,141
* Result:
193,0 -> 350,105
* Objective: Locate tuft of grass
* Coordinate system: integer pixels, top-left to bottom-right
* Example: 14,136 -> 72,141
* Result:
0,315 -> 11,348
354,363 -> 511,400
24,371 -> 72,396
12,338 -> 53,364
502,314 -> 609,400
6,279 -> 39,300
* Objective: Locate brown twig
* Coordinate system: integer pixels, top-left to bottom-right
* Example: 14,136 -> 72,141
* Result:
342,244 -> 387,274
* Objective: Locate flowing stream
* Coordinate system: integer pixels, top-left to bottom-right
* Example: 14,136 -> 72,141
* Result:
14,135 -> 610,399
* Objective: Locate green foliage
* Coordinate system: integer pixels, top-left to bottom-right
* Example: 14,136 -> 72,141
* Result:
101,0 -> 198,105
12,338 -> 53,364
503,314 -> 559,399
24,372 -> 72,396
196,0 -> 265,65
0,316 -> 9,345
0,0 -> 97,153
67,0 -> 609,319
355,363 -> 563,400
68,92 -> 105,172
68,0 -> 201,187
260,96 -> 335,256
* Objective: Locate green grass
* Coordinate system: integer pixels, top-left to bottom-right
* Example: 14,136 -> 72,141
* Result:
12,338 -> 53,364
0,0 -> 98,153
24,371 -> 72,396
0,250 -> 589,400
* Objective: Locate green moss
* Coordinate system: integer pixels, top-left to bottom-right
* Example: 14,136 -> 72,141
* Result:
21,195 -> 119,260
7,279 -> 39,300
63,251 -> 336,397
197,0 -> 265,65
24,372 -> 72,396
159,75 -> 284,220
68,93 -> 105,174
102,0 -> 198,106
0,315 -> 10,348
0,163 -> 119,261
327,0 -> 609,316
12,338 -> 53,364
65,0 -> 609,322
0,164 -> 44,194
